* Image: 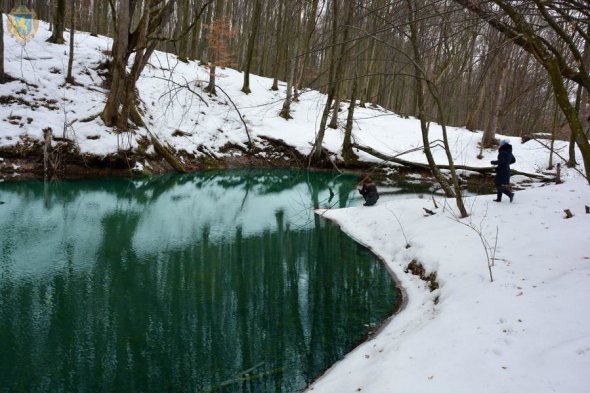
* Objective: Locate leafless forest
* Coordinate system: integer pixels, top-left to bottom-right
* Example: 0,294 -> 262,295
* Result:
1,0 -> 589,173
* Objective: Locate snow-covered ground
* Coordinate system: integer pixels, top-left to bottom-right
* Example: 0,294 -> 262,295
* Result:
1,17 -> 590,393
310,174 -> 590,392
0,16 -> 578,173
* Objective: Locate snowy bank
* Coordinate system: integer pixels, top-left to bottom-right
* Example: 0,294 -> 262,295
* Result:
0,17 -> 583,178
309,174 -> 590,392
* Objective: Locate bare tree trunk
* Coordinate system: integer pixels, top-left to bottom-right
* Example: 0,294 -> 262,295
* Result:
90,0 -> 99,36
257,0 -> 271,76
583,88 -> 590,140
0,10 -> 5,84
360,0 -> 383,108
482,56 -> 508,148
205,0 -> 225,95
548,60 -> 590,181
279,2 -> 301,119
310,0 -> 340,163
328,96 -> 341,129
465,74 -> 487,131
270,0 -> 284,91
568,82 -> 585,167
580,27 -> 590,139
102,0 -> 130,127
47,0 -> 66,44
66,0 -> 76,84
359,41 -> 375,108
548,99 -> 558,169
190,0 -> 203,60
43,128 -> 53,178
198,1 -> 213,64
119,12 -> 150,129
406,0 -> 457,202
241,0 -> 261,94
294,0 -> 319,100
178,0 -> 191,62
343,75 -> 359,164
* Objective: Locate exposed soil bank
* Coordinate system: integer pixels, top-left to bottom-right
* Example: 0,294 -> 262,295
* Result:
0,135 -> 379,182
0,136 -> 499,197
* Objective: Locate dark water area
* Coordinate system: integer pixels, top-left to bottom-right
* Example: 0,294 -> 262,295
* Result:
0,170 -> 399,392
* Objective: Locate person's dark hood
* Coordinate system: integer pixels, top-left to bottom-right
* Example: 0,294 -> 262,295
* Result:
499,143 -> 512,154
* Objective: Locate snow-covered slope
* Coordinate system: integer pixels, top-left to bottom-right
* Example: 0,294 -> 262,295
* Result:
0,16 -> 582,175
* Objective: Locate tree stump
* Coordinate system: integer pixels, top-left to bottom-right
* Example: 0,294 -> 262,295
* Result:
43,128 -> 53,177
555,163 -> 562,184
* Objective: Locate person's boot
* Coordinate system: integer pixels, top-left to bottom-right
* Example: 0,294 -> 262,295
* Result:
509,192 -> 514,203
493,192 -> 502,202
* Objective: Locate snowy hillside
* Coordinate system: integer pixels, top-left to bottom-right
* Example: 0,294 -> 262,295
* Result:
0,17 -> 583,176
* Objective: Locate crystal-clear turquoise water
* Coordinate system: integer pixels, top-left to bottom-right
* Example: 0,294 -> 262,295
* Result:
0,170 -> 399,392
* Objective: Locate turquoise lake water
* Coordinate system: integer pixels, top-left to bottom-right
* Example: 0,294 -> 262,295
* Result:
0,170 -> 399,392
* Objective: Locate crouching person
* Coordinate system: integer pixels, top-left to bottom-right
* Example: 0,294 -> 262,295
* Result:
359,177 -> 379,206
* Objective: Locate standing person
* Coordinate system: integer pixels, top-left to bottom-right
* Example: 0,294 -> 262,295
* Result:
491,139 -> 516,202
358,177 -> 379,206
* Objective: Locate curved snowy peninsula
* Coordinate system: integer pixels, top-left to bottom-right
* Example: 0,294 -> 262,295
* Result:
309,176 -> 590,393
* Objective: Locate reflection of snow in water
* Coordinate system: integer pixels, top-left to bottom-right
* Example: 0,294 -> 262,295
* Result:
0,171 -> 356,279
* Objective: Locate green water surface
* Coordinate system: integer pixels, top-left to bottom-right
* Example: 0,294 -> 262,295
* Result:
0,170 -> 399,392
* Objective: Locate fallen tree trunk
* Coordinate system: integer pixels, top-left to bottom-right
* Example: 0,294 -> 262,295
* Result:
352,143 -> 551,181
148,130 -> 186,173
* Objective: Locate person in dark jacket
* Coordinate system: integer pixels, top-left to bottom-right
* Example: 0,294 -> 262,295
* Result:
491,139 -> 516,203
358,177 -> 379,206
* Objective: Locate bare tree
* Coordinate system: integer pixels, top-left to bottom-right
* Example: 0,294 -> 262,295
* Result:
454,0 -> 590,183
176,0 -> 191,62
204,0 -> 228,95
90,0 -> 100,36
65,0 -> 76,84
309,0 -> 340,164
293,0 -> 320,100
47,0 -> 66,44
190,0 -> 204,60
0,9 -> 5,84
406,0 -> 454,197
342,74 -> 359,163
279,0 -> 302,120
406,0 -> 468,217
101,0 -> 177,129
328,0 -> 356,130
241,0 -> 261,94
480,37 -> 512,150
310,0 -> 355,164
270,0 -> 285,91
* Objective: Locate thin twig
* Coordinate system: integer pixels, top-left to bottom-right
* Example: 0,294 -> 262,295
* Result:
215,85 -> 253,149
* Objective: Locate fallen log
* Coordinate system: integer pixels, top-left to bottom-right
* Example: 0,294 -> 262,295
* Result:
147,129 -> 186,173
138,113 -> 187,173
352,143 -> 551,181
